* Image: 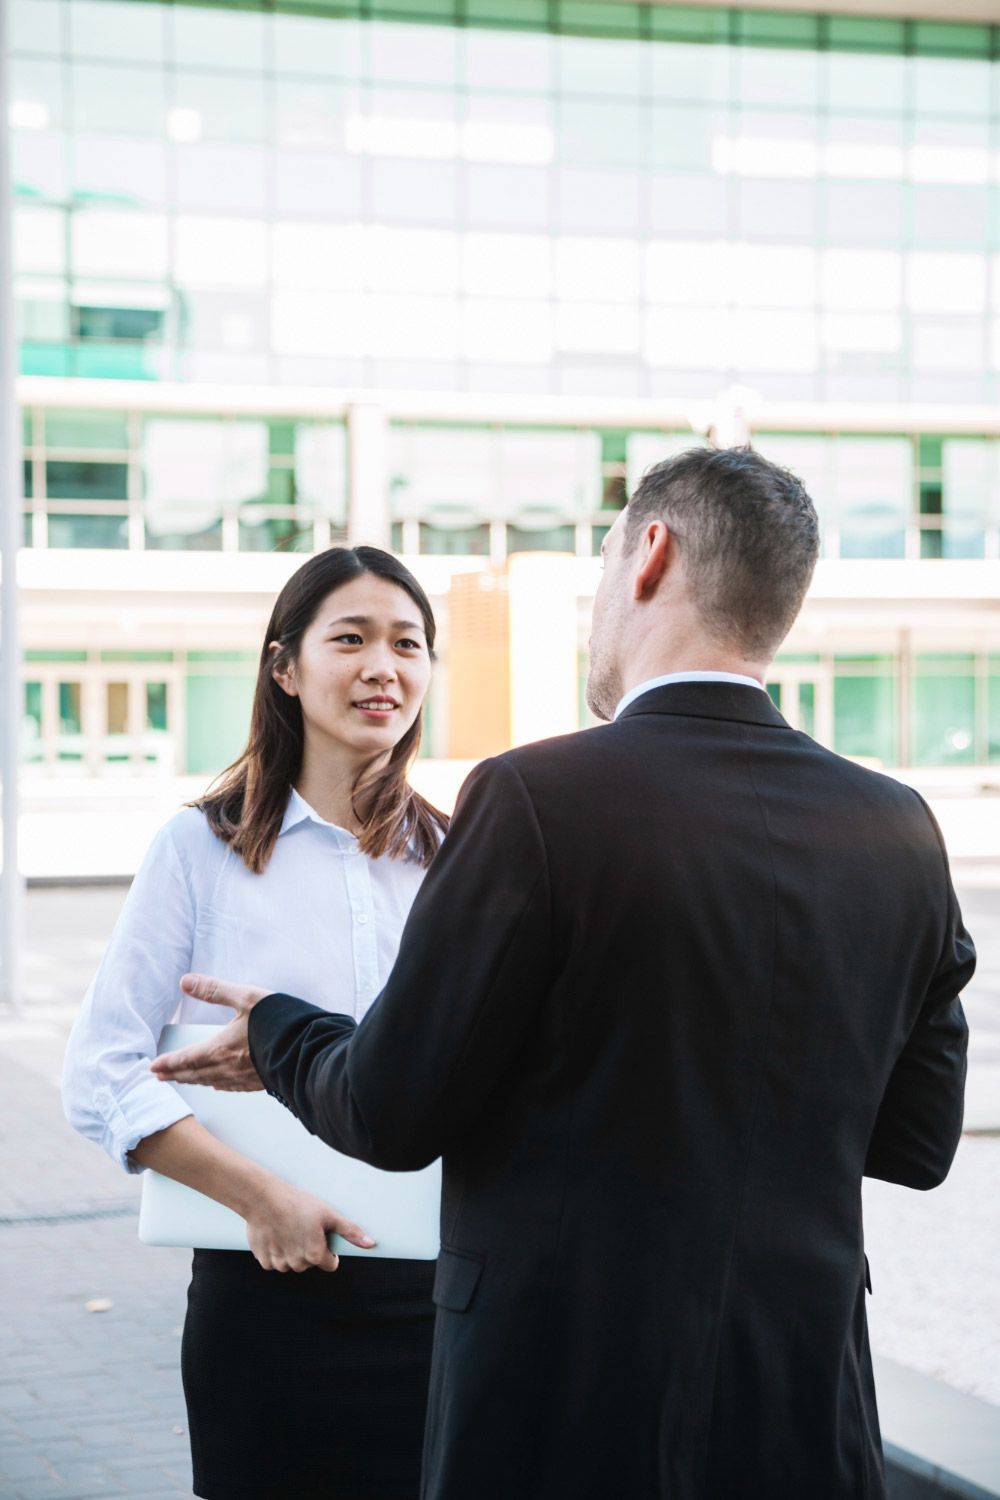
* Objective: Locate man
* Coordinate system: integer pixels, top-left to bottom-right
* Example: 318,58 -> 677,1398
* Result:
157,447 -> 973,1499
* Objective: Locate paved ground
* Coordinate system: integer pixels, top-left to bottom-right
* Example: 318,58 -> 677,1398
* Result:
0,877 -> 998,1499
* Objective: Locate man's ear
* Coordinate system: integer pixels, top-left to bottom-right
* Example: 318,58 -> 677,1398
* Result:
269,641 -> 298,698
632,520 -> 672,601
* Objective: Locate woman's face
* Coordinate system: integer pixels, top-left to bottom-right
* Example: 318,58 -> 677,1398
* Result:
273,574 -> 432,762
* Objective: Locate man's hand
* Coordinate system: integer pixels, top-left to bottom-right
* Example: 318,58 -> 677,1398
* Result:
150,973 -> 270,1090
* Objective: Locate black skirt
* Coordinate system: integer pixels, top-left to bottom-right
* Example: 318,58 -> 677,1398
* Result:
181,1249 -> 436,1500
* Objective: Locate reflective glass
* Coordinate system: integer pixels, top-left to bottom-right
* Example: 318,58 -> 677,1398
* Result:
462,298 -> 552,362
69,1 -> 167,63
466,164 -> 550,229
912,658 -> 976,767
647,173 -> 727,236
71,64 -> 166,136
554,237 -> 639,300
10,58 -> 65,131
833,668 -> 897,765
369,22 -> 459,86
46,459 -> 128,500
45,410 -> 129,449
734,46 -> 820,108
556,34 -> 644,96
366,227 -> 461,294
825,181 -> 904,246
914,57 -> 990,117
173,72 -> 268,145
907,253 -> 987,315
649,41 -> 731,103
274,81 -> 359,151
371,159 -> 458,223
143,418 -> 267,540
11,0 -> 62,52
272,288 -> 370,356
12,132 -> 67,202
737,178 -> 819,242
174,146 -> 268,213
507,523 -> 576,553
464,30 -> 551,93
13,208 -> 65,276
274,15 -> 364,78
48,513 -> 129,549
295,425 -> 347,522
462,233 -> 550,297
556,168 -> 641,233
274,151 -> 365,217
913,319 -> 986,375
72,136 -> 169,206
911,184 -> 988,248
834,438 -> 911,559
238,517 -> 315,553
171,7 -> 267,72
554,302 -> 640,354
174,217 -> 269,289
558,98 -> 641,168
419,523 -> 490,554
824,51 -> 905,112
911,119 -> 990,187
649,104 -> 725,173
821,250 -> 902,312
71,211 -> 169,278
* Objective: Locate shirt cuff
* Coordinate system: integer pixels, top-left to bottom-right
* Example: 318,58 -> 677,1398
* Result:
95,1081 -> 194,1175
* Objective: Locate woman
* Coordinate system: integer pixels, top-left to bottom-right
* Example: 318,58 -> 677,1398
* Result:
62,546 -> 448,1500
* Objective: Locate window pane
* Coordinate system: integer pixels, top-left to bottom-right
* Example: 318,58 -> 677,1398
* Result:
418,523 -> 490,555
71,210 -> 169,279
833,667 -> 897,764
834,438 -> 911,559
238,517 -> 315,553
58,681 -> 84,760
45,410 -> 129,449
146,682 -> 168,732
507,523 -> 576,553
71,63 -> 166,135
47,513 -> 129,548
46,459 -> 128,499
143,418 -> 267,539
72,134 -> 168,205
145,519 -> 223,552
912,658 -> 976,767
22,681 -> 43,763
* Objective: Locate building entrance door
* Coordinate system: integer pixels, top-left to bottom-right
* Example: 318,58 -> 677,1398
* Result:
765,666 -> 833,748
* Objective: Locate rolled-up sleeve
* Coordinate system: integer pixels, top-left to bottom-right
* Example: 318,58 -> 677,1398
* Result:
61,818 -> 198,1172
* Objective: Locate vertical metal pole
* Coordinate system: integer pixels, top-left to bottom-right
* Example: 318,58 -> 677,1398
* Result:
0,0 -> 24,1011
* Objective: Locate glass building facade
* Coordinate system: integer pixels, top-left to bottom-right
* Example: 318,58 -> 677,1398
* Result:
8,0 -> 1000,779
9,0 -> 1000,402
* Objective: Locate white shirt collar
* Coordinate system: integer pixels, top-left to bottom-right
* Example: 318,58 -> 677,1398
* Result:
613,671 -> 766,721
279,787 -> 358,847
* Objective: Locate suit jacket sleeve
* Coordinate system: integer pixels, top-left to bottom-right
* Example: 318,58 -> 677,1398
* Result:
864,798 -> 974,1190
248,755 -> 551,1170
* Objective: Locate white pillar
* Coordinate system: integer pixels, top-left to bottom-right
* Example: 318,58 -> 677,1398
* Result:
507,553 -> 579,748
0,0 -> 25,1009
347,404 -> 390,549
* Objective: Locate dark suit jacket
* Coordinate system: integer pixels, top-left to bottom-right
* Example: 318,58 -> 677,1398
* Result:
249,683 -> 973,1500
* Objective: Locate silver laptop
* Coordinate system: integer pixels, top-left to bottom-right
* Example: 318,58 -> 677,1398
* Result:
139,1025 -> 441,1259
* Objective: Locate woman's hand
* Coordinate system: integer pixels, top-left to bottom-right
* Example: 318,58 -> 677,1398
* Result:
245,1181 -> 377,1273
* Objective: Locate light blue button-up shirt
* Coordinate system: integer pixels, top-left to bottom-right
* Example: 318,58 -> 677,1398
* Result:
62,789 -> 428,1172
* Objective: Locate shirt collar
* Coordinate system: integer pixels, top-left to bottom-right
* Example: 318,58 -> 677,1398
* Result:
279,787 -> 358,848
613,671 -> 766,722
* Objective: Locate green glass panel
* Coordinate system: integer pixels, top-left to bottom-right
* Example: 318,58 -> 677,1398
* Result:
27,650 -> 88,662
556,0 -> 641,36
737,11 -> 818,47
276,0 -> 361,12
145,520 -> 223,552
47,513 -> 130,548
100,651 -> 174,663
73,342 -> 157,380
238,517 -> 315,552
22,682 -> 43,764
912,659 -> 976,767
798,681 -> 815,738
419,523 -> 490,556
766,682 -> 782,711
23,511 -> 32,546
46,460 -> 128,500
185,671 -> 255,775
648,5 -> 730,42
146,682 -> 169,732
268,420 -> 297,457
58,680 -> 84,761
22,411 -> 32,445
44,410 -> 129,451
988,673 -> 1000,764
913,21 -> 991,57
833,671 -> 897,765
775,653 -> 821,664
369,0 -> 456,18
826,16 -> 905,52
390,522 -> 404,551
592,524 -> 610,553
20,343 -> 72,377
187,651 -> 258,664
23,459 -> 32,499
464,0 -> 548,28
507,524 -> 576,554
601,431 -> 628,465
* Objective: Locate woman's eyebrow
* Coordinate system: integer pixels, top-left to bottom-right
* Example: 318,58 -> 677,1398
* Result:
327,614 -> 424,632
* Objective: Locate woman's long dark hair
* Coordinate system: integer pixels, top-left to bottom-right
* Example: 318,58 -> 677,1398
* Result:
196,546 -> 448,873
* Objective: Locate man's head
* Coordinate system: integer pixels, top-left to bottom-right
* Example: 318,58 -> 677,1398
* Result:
586,445 -> 819,721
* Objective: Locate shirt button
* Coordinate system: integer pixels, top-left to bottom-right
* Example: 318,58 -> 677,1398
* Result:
356,913 -> 369,925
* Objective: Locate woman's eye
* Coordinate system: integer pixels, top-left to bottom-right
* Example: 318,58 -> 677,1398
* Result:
333,633 -> 363,645
396,638 -> 421,651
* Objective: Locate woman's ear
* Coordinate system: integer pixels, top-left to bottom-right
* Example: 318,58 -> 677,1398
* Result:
269,641 -> 298,698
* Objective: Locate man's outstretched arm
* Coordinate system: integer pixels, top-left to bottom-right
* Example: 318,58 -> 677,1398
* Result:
159,756 -> 551,1171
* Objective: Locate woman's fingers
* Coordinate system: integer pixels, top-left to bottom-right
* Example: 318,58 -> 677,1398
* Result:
328,1214 -> 377,1251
